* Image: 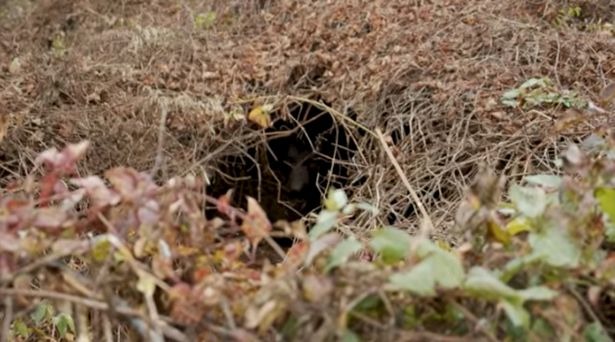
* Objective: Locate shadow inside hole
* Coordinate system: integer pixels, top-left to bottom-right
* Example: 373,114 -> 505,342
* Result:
207,99 -> 358,239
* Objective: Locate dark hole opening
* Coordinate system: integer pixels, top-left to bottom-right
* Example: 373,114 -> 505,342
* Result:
207,99 -> 357,248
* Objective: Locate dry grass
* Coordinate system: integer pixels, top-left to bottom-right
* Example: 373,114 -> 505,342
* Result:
1,0 -> 614,242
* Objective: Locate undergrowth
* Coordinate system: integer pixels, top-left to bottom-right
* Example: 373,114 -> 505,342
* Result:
1,132 -> 615,341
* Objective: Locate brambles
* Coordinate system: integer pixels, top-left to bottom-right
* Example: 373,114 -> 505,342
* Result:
1,136 -> 615,340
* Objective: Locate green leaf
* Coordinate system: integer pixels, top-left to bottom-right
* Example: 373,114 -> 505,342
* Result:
53,313 -> 75,338
355,202 -> 379,215
341,329 -> 362,342
464,267 -> 521,302
517,286 -> 558,301
584,322 -> 612,342
326,237 -> 362,272
520,77 -> 550,90
11,319 -> 31,338
31,301 -> 53,325
369,227 -> 412,264
502,88 -> 520,99
530,318 -> 556,340
523,174 -> 562,189
91,239 -> 112,262
324,188 -> 348,212
464,267 -> 556,329
194,11 -> 216,30
309,210 -> 339,240
389,260 -> 438,296
388,239 -> 464,296
596,187 -> 615,224
506,216 -> 533,235
605,222 -> 615,243
501,98 -> 519,107
528,224 -> 581,268
501,300 -> 530,328
509,184 -> 548,218
502,89 -> 520,107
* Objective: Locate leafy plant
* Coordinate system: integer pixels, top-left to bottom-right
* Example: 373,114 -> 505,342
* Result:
501,77 -> 587,109
3,136 -> 615,341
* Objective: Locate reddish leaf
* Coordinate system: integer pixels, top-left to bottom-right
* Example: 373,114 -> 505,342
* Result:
192,267 -> 211,283
33,207 -> 68,230
39,173 -> 59,206
137,200 -> 160,225
216,191 -> 234,217
241,197 -> 272,253
105,167 -> 158,200
282,241 -> 309,270
70,176 -> 121,208
35,141 -> 89,175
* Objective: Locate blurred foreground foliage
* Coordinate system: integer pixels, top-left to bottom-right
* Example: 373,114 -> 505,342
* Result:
2,132 -> 615,341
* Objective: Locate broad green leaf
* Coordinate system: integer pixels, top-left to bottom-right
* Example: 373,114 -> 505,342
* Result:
389,261 -> 437,296
487,219 -> 512,245
584,322 -> 612,342
501,300 -> 529,328
501,98 -> 519,107
530,318 -> 556,340
528,225 -> 581,268
305,233 -> 341,266
523,174 -> 562,189
506,216 -> 533,235
596,187 -> 615,224
31,301 -> 53,325
502,89 -> 520,107
464,267 -> 520,302
12,319 -> 30,338
415,239 -> 464,288
91,239 -> 112,262
309,210 -> 339,240
502,88 -> 520,99
52,313 -> 75,338
500,254 -> 542,283
324,188 -> 348,212
388,239 -> 464,296
369,227 -> 412,264
341,329 -> 361,342
605,222 -> 615,243
326,237 -> 362,272
517,286 -> 558,301
309,210 -> 338,241
509,184 -> 547,218
520,77 -> 550,89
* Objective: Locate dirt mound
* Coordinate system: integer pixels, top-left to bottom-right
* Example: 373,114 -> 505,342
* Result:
1,0 -> 613,240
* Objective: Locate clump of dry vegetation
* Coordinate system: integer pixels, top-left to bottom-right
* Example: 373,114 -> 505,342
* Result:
1,0 -> 614,340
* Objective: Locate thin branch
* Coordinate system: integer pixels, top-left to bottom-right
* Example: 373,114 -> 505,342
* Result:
1,296 -> 13,342
375,128 -> 435,237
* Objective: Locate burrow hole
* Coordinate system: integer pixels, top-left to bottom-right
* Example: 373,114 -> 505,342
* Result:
208,99 -> 358,244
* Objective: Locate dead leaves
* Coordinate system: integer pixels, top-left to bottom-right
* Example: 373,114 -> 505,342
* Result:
599,82 -> 615,107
